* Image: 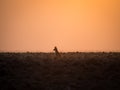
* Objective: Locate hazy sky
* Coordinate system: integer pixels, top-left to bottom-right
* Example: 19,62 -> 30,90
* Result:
0,0 -> 120,52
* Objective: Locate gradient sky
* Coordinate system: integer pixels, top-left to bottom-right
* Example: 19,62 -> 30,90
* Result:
0,0 -> 120,52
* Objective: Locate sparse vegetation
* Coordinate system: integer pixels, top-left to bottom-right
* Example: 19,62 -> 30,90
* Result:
0,52 -> 120,90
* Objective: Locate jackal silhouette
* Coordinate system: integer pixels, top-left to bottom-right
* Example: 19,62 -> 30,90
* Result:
53,46 -> 61,57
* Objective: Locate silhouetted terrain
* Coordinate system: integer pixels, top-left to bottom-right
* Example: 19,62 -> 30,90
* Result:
0,52 -> 120,90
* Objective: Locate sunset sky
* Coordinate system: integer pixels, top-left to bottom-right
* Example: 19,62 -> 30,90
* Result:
0,0 -> 120,52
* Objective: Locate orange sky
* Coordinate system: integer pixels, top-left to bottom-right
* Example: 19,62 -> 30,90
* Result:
0,0 -> 120,52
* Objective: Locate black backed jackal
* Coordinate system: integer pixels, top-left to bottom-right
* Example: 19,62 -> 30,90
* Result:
53,46 -> 61,57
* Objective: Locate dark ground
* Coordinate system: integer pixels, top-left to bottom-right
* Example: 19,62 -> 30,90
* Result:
0,52 -> 120,90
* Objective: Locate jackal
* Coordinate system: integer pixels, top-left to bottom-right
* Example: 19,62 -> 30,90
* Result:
53,46 -> 61,57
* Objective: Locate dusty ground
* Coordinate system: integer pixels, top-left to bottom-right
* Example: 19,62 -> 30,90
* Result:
0,52 -> 120,90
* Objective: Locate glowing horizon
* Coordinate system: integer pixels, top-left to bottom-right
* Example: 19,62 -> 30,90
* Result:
0,0 -> 120,52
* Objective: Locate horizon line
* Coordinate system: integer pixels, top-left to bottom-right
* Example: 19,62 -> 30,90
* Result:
0,51 -> 120,53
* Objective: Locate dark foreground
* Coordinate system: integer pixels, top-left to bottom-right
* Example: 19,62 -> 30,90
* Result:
0,52 -> 120,90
